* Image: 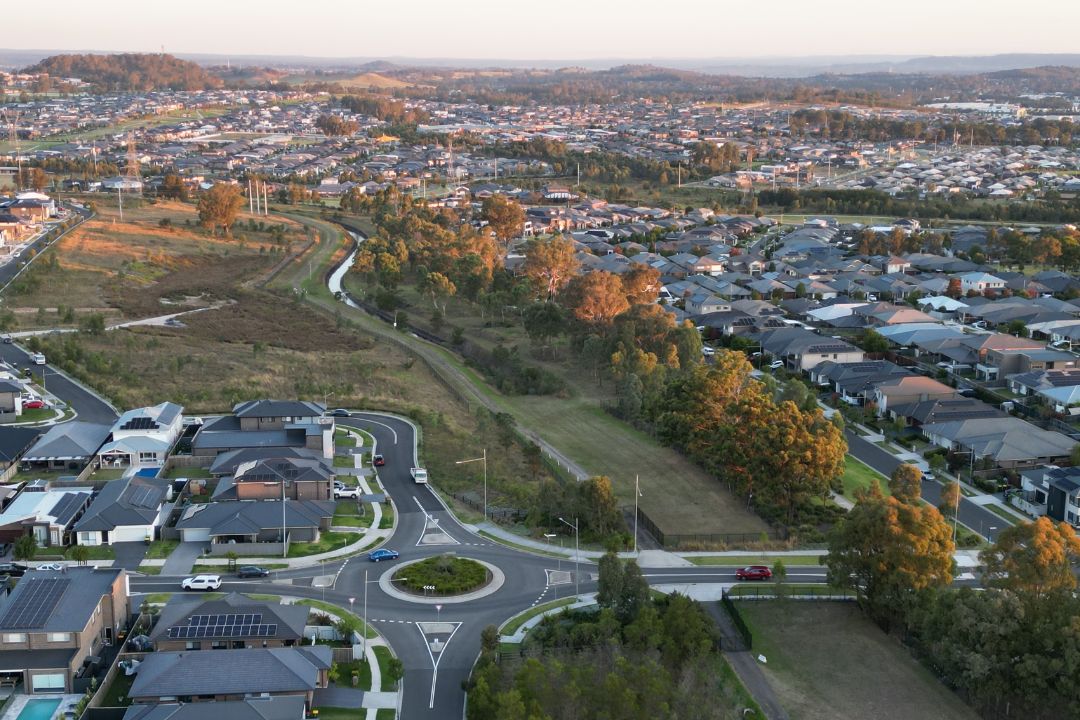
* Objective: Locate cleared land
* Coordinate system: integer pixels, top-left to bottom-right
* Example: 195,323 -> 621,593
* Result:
738,602 -> 979,720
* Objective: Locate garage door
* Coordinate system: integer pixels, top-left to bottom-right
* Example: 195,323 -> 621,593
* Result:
112,526 -> 151,543
32,674 -> 64,693
182,528 -> 211,542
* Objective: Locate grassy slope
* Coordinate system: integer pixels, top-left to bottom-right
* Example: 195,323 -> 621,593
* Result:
739,602 -> 978,720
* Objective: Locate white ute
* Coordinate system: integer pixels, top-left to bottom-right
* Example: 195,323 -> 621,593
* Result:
410,467 -> 428,484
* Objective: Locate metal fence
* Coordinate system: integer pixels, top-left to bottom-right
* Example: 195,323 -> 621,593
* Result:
720,591 -> 753,650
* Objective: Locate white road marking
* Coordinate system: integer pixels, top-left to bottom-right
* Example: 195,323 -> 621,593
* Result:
358,418 -> 398,444
416,621 -> 462,709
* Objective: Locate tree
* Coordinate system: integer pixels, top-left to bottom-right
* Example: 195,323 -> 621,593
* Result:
79,313 -> 106,335
888,463 -> 922,503
622,265 -> 662,305
28,167 -> 48,192
563,271 -> 629,325
315,114 -> 359,136
980,517 -> 1080,599
596,551 -> 625,609
938,479 -> 960,519
521,236 -> 578,300
861,329 -> 890,354
69,545 -> 90,566
521,302 -> 565,359
772,559 -> 788,599
197,183 -> 243,236
480,195 -> 525,253
160,173 -> 188,201
826,487 -> 955,628
419,271 -> 456,314
945,277 -> 963,299
13,534 -> 37,561
335,614 -> 362,643
617,560 -> 650,623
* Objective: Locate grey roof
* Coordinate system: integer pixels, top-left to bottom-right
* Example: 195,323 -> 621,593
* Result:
175,500 -> 334,537
149,593 -> 308,644
0,426 -> 43,464
233,400 -> 325,419
0,380 -> 23,394
123,697 -> 307,720
129,646 -> 332,699
48,492 -> 91,526
209,447 -> 323,477
0,568 -> 121,632
23,421 -> 110,461
0,647 -> 78,672
74,475 -> 168,533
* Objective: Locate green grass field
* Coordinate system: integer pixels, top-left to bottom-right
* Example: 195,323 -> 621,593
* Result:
500,597 -> 577,636
689,555 -> 824,567
738,602 -> 978,720
840,455 -> 890,501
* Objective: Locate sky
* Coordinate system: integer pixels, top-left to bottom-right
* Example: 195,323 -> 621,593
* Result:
7,0 -> 1080,62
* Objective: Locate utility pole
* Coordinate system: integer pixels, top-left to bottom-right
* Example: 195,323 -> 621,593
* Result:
633,475 -> 642,556
363,568 -> 369,655
282,478 -> 287,559
117,187 -> 123,222
559,516 -> 579,598
248,179 -> 254,214
456,450 -> 488,521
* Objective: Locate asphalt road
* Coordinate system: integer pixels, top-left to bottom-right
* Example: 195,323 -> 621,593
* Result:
845,430 -> 1011,541
0,343 -> 118,425
129,413 -> 824,720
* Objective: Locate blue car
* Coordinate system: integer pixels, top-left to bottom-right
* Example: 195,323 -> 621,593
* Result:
368,549 -> 400,563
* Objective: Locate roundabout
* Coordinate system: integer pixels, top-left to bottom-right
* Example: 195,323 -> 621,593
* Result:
379,554 -> 506,604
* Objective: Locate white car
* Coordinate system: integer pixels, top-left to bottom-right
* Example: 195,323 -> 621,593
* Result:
181,574 -> 222,591
701,345 -> 715,357
31,353 -> 46,366
35,563 -> 64,571
769,360 -> 785,369
335,486 -> 361,499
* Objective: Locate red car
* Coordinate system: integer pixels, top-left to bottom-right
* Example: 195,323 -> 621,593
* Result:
372,454 -> 385,467
735,565 -> 772,581
23,400 -> 46,410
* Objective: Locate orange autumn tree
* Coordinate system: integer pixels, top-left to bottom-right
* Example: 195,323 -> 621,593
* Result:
980,516 -> 1080,599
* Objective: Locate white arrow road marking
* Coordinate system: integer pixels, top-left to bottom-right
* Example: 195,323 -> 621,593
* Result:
416,621 -> 462,709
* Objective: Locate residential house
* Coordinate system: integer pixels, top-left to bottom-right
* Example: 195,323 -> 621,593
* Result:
0,381 -> 23,423
888,397 -> 1003,428
174,500 -> 334,554
872,376 -> 957,417
213,457 -> 334,501
809,360 -> 912,405
148,594 -> 308,652
977,348 -> 1076,382
20,422 -> 110,472
1020,467 -> 1080,526
192,401 -> 333,460
128,646 -> 331,708
0,568 -> 128,693
921,417 -> 1077,470
73,475 -> 171,546
957,271 -> 1006,295
0,482 -> 92,546
97,402 -> 184,470
0,427 -> 42,475
758,328 -> 865,371
122,697 -> 306,720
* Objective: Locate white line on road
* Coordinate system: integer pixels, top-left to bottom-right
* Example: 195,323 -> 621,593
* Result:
359,418 -> 398,444
416,621 -> 462,709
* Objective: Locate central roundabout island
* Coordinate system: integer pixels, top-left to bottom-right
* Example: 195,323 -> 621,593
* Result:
380,553 -> 506,604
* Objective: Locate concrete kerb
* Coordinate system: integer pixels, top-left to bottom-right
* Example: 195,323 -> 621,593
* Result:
500,594 -> 597,644
377,556 -> 505,605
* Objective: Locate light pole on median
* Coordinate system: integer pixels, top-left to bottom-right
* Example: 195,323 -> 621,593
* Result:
633,475 -> 643,556
559,516 -> 579,598
456,449 -> 487,521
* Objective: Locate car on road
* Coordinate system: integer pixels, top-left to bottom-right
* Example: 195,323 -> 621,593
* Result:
735,565 -> 773,581
410,467 -> 428,484
30,353 -> 46,366
181,574 -> 222,591
769,360 -> 784,370
372,454 -> 385,467
701,345 -> 715,357
368,549 -> 399,563
1,334 -> 10,344
0,563 -> 28,577
335,486 -> 361,499
23,399 -> 46,410
236,566 -> 271,578
35,563 -> 65,571
327,408 -> 351,417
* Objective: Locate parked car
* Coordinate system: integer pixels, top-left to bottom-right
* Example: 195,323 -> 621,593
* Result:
735,565 -> 773,581
769,360 -> 784,370
328,408 -> 351,417
236,566 -> 271,578
333,480 -> 346,491
181,574 -> 222,591
182,416 -> 204,428
30,353 -> 46,365
23,400 -> 46,410
368,549 -> 399,563
35,563 -> 64,571
335,487 -> 361,499
701,345 -> 715,357
1,334 -> 11,344
0,563 -> 28,577
372,454 -> 385,467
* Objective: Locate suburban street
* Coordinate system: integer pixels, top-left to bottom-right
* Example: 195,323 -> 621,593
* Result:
0,341 -> 118,424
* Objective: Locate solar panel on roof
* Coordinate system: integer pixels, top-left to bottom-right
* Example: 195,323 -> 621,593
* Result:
0,578 -> 71,630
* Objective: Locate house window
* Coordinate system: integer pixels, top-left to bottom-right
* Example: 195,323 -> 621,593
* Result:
46,633 -> 71,643
2,633 -> 26,643
211,641 -> 227,649
138,452 -> 157,462
185,642 -> 201,650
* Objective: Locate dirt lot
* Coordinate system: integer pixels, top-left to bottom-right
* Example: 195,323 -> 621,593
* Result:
738,602 -> 979,720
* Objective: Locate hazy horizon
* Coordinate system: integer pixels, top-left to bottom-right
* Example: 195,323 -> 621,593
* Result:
9,0 -> 1080,61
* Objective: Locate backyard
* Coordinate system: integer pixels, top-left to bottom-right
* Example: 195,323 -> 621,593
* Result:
738,601 -> 979,720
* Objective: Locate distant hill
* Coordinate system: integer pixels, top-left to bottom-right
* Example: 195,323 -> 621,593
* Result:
23,53 -> 223,91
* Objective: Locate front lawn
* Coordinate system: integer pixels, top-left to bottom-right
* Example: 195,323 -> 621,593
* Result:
295,599 -> 377,639
287,531 -> 355,557
65,545 -> 115,560
333,501 -> 372,528
137,564 -> 162,575
15,407 -> 57,423
378,502 -> 394,530
145,540 -> 178,559
332,455 -> 354,468
164,466 -> 212,479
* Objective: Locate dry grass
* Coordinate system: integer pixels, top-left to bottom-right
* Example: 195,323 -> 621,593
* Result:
739,602 -> 979,720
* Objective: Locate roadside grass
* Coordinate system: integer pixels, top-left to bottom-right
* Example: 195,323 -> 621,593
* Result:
13,407 -> 56,423
840,455 -> 890,501
286,531 -> 356,558
64,545 -> 114,560
373,645 -> 398,690
190,563 -> 289,573
688,555 -> 824,567
145,540 -> 179,559
737,601 -> 979,720
332,455 -> 353,468
334,429 -> 356,447
985,503 -> 1022,525
376,711 -> 395,720
295,599 -> 377,639
476,530 -> 564,559
378,503 -> 395,530
137,564 -> 162,575
725,583 -> 855,598
500,597 -> 577,636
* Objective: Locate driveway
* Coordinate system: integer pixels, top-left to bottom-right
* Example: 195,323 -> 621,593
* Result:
314,686 -> 365,708
160,541 -> 205,576
111,542 -> 148,571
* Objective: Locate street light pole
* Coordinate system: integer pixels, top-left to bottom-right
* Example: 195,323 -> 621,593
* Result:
559,516 -> 579,598
455,449 -> 488,521
363,568 -> 369,656
281,479 -> 287,559
634,475 -> 643,556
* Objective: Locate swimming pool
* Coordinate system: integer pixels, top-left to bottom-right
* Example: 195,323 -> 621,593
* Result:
15,699 -> 61,720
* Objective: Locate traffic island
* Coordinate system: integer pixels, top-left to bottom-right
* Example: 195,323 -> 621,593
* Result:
378,554 -> 505,604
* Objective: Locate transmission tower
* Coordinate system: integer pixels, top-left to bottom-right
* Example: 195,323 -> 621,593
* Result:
124,131 -> 140,182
